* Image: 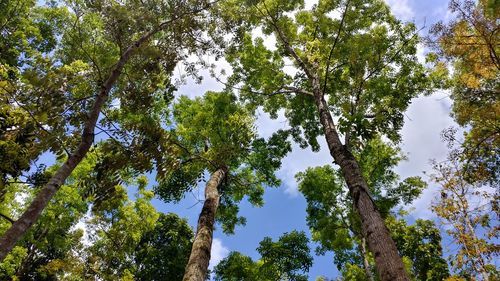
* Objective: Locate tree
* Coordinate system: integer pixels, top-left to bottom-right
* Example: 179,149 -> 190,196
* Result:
134,213 -> 194,281
0,154 -> 96,280
0,0 -> 69,203
84,178 -> 195,281
213,231 -> 313,281
155,91 -> 289,281
386,216 -> 450,281
0,170 -> 195,280
297,137 -> 448,280
222,0 -> 431,279
430,0 -> 499,184
431,157 -> 499,280
0,0 -> 216,260
428,1 -> 499,279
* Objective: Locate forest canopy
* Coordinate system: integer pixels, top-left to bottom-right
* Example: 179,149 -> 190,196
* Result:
0,0 -> 498,280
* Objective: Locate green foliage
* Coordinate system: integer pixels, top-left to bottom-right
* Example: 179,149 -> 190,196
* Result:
0,0 -> 216,207
85,186 -> 159,280
297,137 -> 447,279
213,252 -> 258,281
0,0 -> 71,194
224,0 -> 431,150
257,231 -> 313,281
0,175 -> 89,280
134,213 -> 194,281
214,231 -> 313,281
386,217 -> 450,281
155,91 -> 289,233
340,263 -> 367,281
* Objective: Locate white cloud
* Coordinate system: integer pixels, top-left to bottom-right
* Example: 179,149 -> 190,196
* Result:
72,208 -> 93,246
255,109 -> 332,196
384,0 -> 414,21
277,141 -> 332,196
416,43 -> 427,64
304,0 -> 318,10
209,238 -> 230,269
395,90 -> 458,219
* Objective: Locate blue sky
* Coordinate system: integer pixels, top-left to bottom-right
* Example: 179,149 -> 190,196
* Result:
153,0 -> 462,279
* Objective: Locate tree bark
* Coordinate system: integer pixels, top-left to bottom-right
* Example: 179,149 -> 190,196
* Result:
312,87 -> 410,281
183,168 -> 226,281
0,24 -> 163,262
464,211 -> 490,281
0,0 -> 217,258
270,15 -> 410,278
360,237 -> 375,281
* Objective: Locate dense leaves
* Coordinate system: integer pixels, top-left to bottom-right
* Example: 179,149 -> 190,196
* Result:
224,0 -> 430,149
214,231 -> 313,281
296,138 -> 448,280
156,91 -> 289,233
0,0 -> 498,280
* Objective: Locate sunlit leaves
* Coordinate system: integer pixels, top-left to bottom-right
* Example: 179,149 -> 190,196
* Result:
214,231 -> 313,281
225,0 -> 431,149
156,91 -> 288,233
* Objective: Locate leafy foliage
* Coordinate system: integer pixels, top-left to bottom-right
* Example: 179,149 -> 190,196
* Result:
296,138 -> 447,279
214,231 -> 313,281
134,213 -> 194,281
430,0 -> 499,185
224,0 -> 430,149
155,91 -> 290,233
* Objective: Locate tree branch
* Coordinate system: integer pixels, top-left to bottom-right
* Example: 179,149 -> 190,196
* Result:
322,0 -> 351,94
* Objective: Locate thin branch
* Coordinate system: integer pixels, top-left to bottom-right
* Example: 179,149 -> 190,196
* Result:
257,3 -> 316,81
214,74 -> 314,97
0,213 -> 14,224
322,0 -> 351,94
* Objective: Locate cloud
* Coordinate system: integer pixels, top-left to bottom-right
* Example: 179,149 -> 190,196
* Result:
209,238 -> 230,269
395,91 -> 458,219
71,208 -> 93,246
384,0 -> 414,21
255,109 -> 332,196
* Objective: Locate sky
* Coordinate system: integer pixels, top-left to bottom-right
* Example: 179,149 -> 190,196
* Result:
152,0 -> 464,280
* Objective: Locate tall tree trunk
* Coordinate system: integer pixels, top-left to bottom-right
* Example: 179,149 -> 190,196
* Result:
360,237 -> 375,281
312,89 -> 410,281
0,0 -> 216,259
0,24 -> 163,262
183,168 -> 226,281
272,17 -> 410,278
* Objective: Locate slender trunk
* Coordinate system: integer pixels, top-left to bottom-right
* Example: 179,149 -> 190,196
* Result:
183,168 -> 226,281
0,25 -> 163,261
0,1 -> 215,259
464,212 -> 489,281
360,237 -> 375,281
312,86 -> 410,281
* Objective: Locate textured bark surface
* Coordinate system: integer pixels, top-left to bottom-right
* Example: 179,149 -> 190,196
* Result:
313,89 -> 410,281
0,25 -> 162,261
183,168 -> 226,281
271,18 -> 410,278
0,3 -> 219,261
361,237 -> 375,281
